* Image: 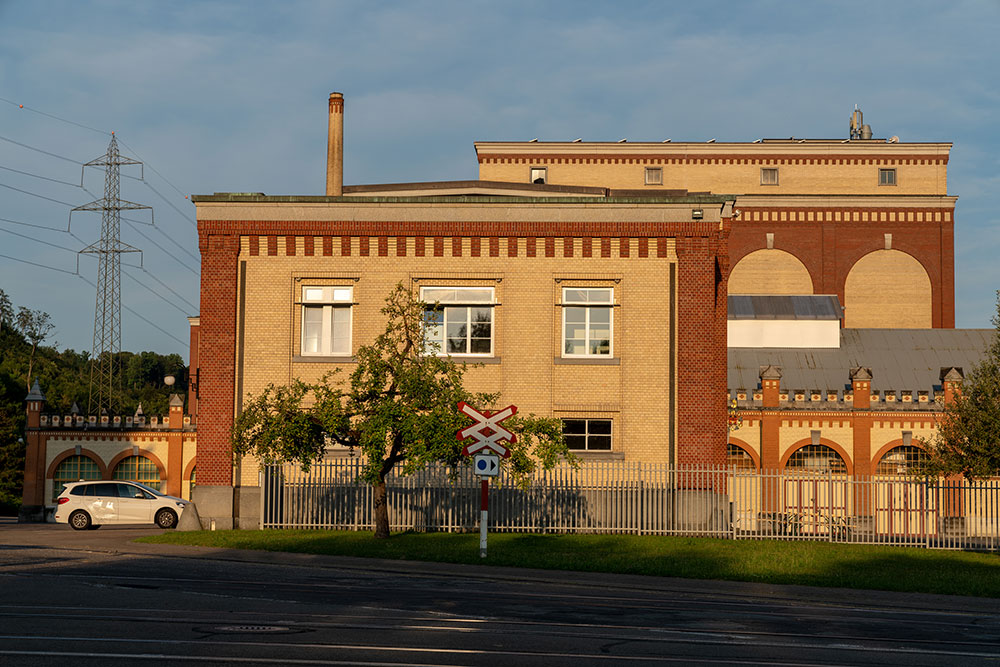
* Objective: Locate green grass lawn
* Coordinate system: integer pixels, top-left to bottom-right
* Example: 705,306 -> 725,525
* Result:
138,529 -> 1000,598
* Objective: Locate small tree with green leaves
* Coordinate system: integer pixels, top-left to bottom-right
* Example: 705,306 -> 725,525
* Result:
232,284 -> 573,538
921,292 -> 1000,480
15,307 -> 53,391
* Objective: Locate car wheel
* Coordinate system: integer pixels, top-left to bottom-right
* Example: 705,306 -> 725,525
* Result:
155,508 -> 178,529
69,510 -> 91,531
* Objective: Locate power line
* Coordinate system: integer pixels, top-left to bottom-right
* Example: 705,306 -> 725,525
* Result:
0,163 -> 81,188
0,134 -> 83,164
134,265 -> 198,310
0,180 -> 77,206
123,268 -> 194,316
78,274 -> 188,348
116,137 -> 190,200
0,225 -> 80,253
121,217 -> 199,273
0,252 -> 78,275
0,95 -> 110,136
143,179 -> 196,227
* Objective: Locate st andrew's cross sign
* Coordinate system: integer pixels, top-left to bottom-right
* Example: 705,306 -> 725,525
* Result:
456,401 -> 516,458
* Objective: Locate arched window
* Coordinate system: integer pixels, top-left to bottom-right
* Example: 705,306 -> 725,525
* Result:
727,443 -> 756,471
786,445 -> 847,474
189,466 -> 196,490
876,445 -> 927,475
52,455 -> 101,501
112,455 -> 161,491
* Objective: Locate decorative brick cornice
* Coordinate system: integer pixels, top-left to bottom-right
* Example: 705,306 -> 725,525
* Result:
199,220 -> 723,238
477,153 -> 949,166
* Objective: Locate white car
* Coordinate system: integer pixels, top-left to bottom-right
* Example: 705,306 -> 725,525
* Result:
55,480 -> 191,530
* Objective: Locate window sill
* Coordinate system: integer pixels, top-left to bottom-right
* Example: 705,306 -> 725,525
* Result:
568,451 -> 625,461
427,355 -> 502,364
292,355 -> 356,363
554,357 -> 620,366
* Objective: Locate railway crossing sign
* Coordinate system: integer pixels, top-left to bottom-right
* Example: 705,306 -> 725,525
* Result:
456,401 -> 518,558
456,401 -> 516,458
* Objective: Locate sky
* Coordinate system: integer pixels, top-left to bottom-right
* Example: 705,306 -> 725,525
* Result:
0,0 -> 998,361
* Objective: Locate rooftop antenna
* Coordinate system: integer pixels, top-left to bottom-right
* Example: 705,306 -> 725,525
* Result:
849,105 -> 872,140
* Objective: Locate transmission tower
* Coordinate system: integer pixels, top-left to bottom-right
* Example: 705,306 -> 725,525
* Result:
72,133 -> 148,415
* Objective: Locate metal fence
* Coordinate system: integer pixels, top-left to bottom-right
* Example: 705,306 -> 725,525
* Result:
259,460 -> 1000,551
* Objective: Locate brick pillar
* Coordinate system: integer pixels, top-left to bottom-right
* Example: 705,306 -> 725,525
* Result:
166,394 -> 184,497
676,237 -> 727,467
197,232 -> 239,486
187,316 -> 200,423
849,367 -> 874,529
941,213 -> 955,328
759,366 -> 781,512
19,380 -> 46,521
939,367 -> 966,535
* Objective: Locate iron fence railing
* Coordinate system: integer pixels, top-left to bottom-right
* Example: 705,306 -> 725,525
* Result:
259,459 -> 1000,551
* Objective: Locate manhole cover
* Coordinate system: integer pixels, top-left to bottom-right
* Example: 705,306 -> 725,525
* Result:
213,625 -> 291,633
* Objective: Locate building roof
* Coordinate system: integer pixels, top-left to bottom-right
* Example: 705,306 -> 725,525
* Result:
728,328 -> 993,393
728,295 -> 842,320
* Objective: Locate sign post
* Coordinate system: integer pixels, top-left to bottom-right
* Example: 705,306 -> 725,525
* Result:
456,401 -> 515,558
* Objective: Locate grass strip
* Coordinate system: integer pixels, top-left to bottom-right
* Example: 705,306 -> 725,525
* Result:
138,530 -> 1000,598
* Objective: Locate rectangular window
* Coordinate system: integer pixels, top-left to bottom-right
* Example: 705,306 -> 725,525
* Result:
760,168 -> 779,185
562,287 -> 613,356
879,168 -> 896,186
300,286 -> 353,356
421,286 -> 494,356
644,167 -> 663,185
530,167 -> 547,184
562,418 -> 612,450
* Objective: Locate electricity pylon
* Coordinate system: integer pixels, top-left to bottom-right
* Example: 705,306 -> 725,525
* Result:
72,133 -> 148,415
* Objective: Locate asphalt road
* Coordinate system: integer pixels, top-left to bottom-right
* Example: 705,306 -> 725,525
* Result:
1,521 -> 999,666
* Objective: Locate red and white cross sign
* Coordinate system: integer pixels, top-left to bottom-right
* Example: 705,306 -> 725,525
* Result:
456,401 -> 517,458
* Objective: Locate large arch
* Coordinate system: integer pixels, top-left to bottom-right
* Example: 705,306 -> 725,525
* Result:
844,250 -> 932,328
779,438 -> 854,475
727,249 -> 814,295
728,438 -> 760,470
45,448 -> 109,479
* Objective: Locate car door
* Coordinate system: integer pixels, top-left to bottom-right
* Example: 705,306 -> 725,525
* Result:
90,483 -> 120,523
115,483 -> 153,524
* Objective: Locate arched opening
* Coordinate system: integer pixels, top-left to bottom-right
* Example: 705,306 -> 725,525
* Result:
784,444 -> 848,474
844,250 -> 932,328
727,443 -> 757,471
875,445 -> 927,475
112,455 -> 162,491
51,455 -> 101,501
728,249 -> 813,295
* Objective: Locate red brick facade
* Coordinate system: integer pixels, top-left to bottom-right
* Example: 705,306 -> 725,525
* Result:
729,208 -> 955,327
195,216 -> 732,483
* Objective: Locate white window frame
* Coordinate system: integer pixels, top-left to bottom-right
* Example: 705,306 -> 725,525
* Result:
530,166 -> 547,184
645,167 -> 663,185
300,285 -> 353,357
760,167 -> 779,185
878,168 -> 897,186
562,418 -> 613,451
420,286 -> 495,357
561,287 -> 614,358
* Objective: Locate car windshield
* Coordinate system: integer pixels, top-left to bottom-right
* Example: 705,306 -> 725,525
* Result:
128,481 -> 165,496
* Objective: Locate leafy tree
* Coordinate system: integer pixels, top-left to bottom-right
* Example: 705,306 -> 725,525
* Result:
921,292 -> 1000,480
15,307 -> 54,391
233,284 -> 573,538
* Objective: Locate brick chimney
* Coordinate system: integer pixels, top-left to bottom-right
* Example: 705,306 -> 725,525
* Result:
326,92 -> 344,196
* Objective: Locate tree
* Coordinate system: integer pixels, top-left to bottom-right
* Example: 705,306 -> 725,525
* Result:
15,307 -> 54,391
232,283 -> 573,538
921,292 -> 1000,480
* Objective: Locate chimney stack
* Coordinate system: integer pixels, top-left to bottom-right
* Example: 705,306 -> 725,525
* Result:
326,92 -> 344,196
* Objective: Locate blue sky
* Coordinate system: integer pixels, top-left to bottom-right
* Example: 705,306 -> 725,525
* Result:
0,0 -> 997,359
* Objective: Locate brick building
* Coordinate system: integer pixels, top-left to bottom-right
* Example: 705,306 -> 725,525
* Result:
476,113 -> 956,329
18,380 -> 197,522
190,94 -> 734,527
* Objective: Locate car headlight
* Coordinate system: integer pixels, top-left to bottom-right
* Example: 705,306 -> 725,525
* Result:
176,501 -> 188,508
